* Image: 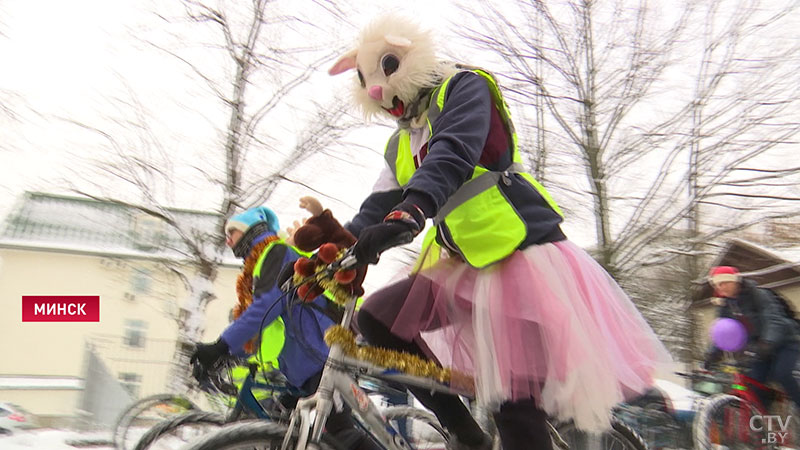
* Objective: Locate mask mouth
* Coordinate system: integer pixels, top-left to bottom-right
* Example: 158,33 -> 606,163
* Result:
384,96 -> 405,117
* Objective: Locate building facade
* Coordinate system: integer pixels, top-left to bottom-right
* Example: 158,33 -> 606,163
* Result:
0,192 -> 241,427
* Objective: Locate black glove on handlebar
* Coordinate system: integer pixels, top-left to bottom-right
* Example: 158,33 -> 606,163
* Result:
190,339 -> 230,371
353,202 -> 424,265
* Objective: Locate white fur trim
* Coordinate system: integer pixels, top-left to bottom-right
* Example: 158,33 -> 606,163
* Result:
710,273 -> 739,286
225,219 -> 249,235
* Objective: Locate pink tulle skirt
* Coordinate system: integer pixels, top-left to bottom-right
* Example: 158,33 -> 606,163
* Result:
360,240 -> 672,432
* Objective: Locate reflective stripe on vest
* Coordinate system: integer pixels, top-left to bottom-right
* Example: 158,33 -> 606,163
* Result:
250,239 -> 307,369
384,69 -> 562,268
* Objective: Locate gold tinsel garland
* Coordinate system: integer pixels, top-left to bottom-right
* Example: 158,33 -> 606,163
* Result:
233,235 -> 281,353
294,250 -> 466,386
291,248 -> 351,306
324,325 -> 454,384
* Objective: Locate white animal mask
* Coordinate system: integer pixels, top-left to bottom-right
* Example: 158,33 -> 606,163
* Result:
329,15 -> 454,122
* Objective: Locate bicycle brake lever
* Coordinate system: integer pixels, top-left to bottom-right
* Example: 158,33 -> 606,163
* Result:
338,253 -> 358,270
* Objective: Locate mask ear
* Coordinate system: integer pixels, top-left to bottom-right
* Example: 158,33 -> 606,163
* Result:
384,34 -> 411,47
328,49 -> 358,75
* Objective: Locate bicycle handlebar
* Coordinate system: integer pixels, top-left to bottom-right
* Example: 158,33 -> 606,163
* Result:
288,231 -> 416,289
337,231 -> 416,271
675,370 -> 728,384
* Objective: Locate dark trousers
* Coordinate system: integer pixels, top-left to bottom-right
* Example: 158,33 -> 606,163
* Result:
281,371 -> 380,450
749,343 -> 800,411
358,308 -> 554,450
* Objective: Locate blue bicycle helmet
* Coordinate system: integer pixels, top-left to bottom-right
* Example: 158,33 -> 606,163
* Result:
225,206 -> 280,235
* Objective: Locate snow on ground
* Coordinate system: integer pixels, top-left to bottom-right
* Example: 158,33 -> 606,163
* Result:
0,429 -> 114,450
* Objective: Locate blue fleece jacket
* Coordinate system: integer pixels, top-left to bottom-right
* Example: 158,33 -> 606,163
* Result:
220,233 -> 334,388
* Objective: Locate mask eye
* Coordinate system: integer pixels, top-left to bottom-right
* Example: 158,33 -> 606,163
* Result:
357,70 -> 366,88
381,54 -> 399,76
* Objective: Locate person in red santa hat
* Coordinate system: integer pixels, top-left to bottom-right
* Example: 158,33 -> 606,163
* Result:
704,265 -> 800,409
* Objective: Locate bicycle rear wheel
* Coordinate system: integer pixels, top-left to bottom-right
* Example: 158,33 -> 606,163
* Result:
693,393 -> 771,450
554,416 -> 648,450
113,393 -> 197,450
182,420 -> 337,450
133,411 -> 227,450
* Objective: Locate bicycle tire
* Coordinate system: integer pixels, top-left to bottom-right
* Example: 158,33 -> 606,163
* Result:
693,393 -> 771,450
113,393 -> 198,450
555,416 -> 648,450
383,406 -> 450,449
133,411 -> 227,450
182,420 -> 337,450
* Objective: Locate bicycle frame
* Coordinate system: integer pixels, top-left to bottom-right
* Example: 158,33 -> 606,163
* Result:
281,289 -> 471,450
228,364 -> 297,421
716,364 -> 793,445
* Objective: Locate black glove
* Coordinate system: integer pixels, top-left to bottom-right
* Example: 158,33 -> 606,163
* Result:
353,202 -> 424,265
189,339 -> 229,370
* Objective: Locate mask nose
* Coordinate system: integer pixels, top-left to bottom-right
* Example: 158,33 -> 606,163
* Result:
368,85 -> 383,100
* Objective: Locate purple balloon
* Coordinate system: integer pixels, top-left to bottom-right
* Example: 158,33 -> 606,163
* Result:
710,318 -> 748,352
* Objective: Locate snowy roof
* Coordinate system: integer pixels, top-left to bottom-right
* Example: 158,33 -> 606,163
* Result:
771,246 -> 800,266
0,192 -> 239,265
0,376 -> 84,390
694,238 -> 800,302
719,238 -> 800,278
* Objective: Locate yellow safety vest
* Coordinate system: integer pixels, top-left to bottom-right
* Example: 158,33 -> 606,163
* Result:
231,240 -> 360,398
384,68 -> 562,269
229,240 -> 299,399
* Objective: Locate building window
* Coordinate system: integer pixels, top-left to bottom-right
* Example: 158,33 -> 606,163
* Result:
131,213 -> 167,251
130,268 -> 151,294
118,372 -> 141,398
123,320 -> 148,348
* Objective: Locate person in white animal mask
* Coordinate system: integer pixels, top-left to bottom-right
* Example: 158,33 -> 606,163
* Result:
327,13 -> 671,450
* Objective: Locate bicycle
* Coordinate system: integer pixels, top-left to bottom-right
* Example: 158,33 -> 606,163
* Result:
615,370 -> 722,450
113,392 -> 199,450
113,351 -> 273,450
692,359 -> 800,450
183,236 -> 648,450
613,384 -> 688,450
133,360 -> 297,450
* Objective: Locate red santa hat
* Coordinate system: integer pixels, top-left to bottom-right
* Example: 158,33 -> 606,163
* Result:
708,266 -> 740,288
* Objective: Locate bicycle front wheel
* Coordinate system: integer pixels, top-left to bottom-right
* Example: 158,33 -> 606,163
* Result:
133,411 -> 227,450
693,393 -> 771,450
182,420 -> 337,450
554,416 -> 648,450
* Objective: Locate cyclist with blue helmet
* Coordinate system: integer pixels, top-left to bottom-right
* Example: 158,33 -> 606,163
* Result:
191,201 -> 380,450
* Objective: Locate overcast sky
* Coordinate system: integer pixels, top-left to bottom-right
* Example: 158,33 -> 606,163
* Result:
5,0 -> 794,286
0,0 -> 481,291
0,0 -> 464,212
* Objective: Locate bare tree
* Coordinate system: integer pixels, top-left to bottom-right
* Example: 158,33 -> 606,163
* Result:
455,0 -> 800,357
456,0 -> 799,274
60,0 -> 364,391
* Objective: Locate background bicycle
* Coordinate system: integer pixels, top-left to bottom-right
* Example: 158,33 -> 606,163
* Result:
693,359 -> 800,450
132,359 -> 296,450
